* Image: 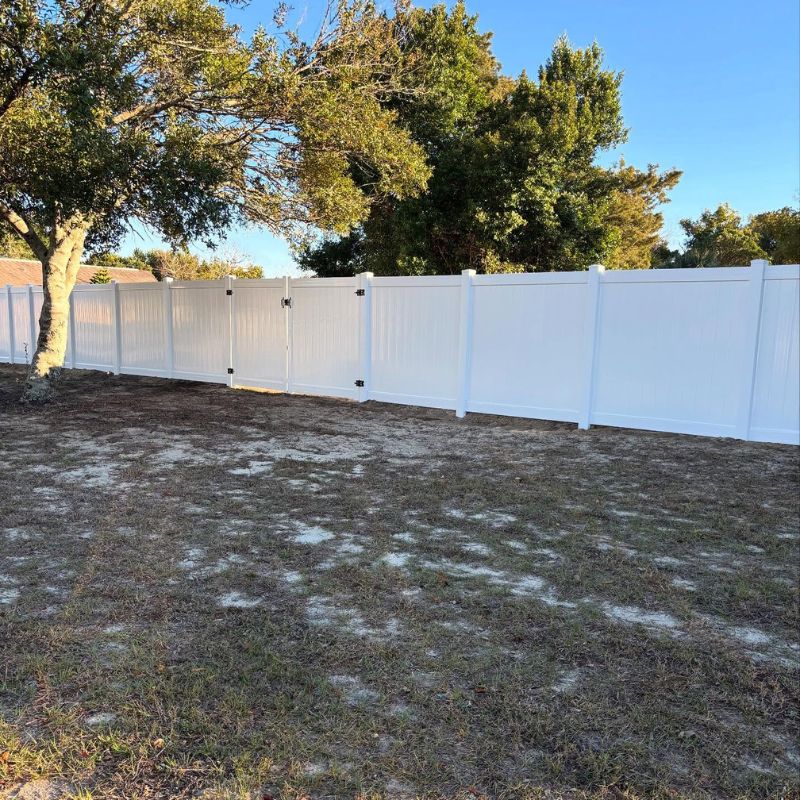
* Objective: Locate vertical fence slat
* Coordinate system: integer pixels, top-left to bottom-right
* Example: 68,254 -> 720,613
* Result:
27,284 -> 36,364
356,271 -> 373,402
736,259 -> 768,440
578,264 -> 605,430
5,284 -> 15,365
455,269 -> 476,418
111,281 -> 122,375
163,277 -> 174,378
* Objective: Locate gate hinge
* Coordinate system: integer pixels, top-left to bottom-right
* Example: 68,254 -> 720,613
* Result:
355,288 -> 365,296
227,368 -> 234,374
281,297 -> 292,308
355,379 -> 365,387
226,289 -> 233,296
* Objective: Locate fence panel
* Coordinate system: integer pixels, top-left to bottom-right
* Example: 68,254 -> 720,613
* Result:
288,277 -> 360,399
72,285 -> 115,370
370,276 -> 461,409
590,269 -> 749,437
468,273 -> 588,422
170,281 -> 230,383
3,263 -> 798,445
231,279 -> 287,390
11,287 -> 34,363
119,283 -> 169,377
750,267 -> 800,444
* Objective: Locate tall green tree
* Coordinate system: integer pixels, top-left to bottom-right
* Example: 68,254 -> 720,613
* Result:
749,207 -> 800,264
679,204 -> 766,267
301,23 -> 679,277
603,162 -> 682,269
0,0 -> 429,400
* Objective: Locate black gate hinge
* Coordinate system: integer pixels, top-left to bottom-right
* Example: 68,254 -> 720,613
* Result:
227,367 -> 234,374
226,289 -> 233,296
281,297 -> 292,308
354,379 -> 365,387
355,288 -> 365,296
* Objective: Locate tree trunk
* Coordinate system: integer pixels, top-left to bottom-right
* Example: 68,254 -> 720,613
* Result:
22,230 -> 87,403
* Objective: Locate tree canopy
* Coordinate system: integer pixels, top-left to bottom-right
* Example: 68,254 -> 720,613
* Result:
653,204 -> 800,268
0,0 -> 431,398
299,10 -> 682,276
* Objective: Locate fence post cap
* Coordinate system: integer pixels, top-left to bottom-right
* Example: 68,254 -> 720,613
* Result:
588,263 -> 606,272
461,268 -> 477,276
750,259 -> 769,267
164,276 -> 174,283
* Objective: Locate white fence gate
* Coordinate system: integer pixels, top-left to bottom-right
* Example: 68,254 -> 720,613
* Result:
1,261 -> 798,445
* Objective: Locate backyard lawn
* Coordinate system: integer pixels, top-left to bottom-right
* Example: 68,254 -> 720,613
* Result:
0,364 -> 798,800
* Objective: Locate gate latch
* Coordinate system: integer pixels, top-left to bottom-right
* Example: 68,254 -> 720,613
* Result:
281,297 -> 292,308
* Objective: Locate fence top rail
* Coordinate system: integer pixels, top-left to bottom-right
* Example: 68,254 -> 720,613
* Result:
71,283 -> 115,292
115,281 -> 164,292
169,279 -> 228,290
372,275 -> 462,287
764,264 -> 800,279
472,272 -> 588,287
289,276 -> 355,288
225,278 -> 285,289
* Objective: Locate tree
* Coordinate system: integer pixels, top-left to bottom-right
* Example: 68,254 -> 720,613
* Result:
89,266 -> 111,284
0,0 -> 429,401
89,248 -> 153,273
602,162 -> 682,269
301,22 -> 679,276
679,204 -> 766,267
749,207 -> 800,264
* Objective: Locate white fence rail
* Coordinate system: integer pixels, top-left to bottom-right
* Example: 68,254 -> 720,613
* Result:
2,261 -> 798,445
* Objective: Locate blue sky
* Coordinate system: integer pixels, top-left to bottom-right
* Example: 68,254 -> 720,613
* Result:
120,0 -> 800,275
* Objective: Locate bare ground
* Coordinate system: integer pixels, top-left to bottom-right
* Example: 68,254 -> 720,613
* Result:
0,364 -> 798,800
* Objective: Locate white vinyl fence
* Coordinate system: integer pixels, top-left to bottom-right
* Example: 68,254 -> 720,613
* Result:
1,260 -> 798,445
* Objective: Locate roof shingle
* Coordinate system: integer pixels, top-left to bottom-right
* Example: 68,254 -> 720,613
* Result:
0,258 -> 157,286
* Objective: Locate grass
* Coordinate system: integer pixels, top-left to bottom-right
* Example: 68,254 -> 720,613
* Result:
0,363 -> 798,800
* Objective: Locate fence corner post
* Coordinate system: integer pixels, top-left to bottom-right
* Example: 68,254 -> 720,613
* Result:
5,284 -> 15,365
356,271 -> 374,402
26,283 -> 36,364
579,263 -> 605,431
456,268 -> 476,418
111,280 -> 122,375
736,259 -> 768,440
163,277 -> 174,379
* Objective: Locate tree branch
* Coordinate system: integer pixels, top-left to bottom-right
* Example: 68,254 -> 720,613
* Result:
0,204 -> 47,261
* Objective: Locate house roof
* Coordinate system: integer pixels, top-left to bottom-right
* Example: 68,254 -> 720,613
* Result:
0,258 -> 157,286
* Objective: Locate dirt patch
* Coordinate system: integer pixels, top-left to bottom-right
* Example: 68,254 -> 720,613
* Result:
0,365 -> 798,799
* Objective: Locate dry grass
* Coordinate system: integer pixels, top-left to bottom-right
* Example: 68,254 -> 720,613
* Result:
0,364 -> 798,800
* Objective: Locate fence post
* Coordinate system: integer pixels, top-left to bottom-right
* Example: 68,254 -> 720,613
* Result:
5,285 -> 14,365
736,259 -> 768,440
283,275 -> 291,393
68,289 -> 77,368
456,269 -> 476,418
356,271 -> 373,402
111,281 -> 122,375
26,284 -> 36,364
578,264 -> 605,430
226,275 -> 235,388
163,277 -> 174,378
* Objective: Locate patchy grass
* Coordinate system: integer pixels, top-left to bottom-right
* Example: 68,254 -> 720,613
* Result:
0,364 -> 798,800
